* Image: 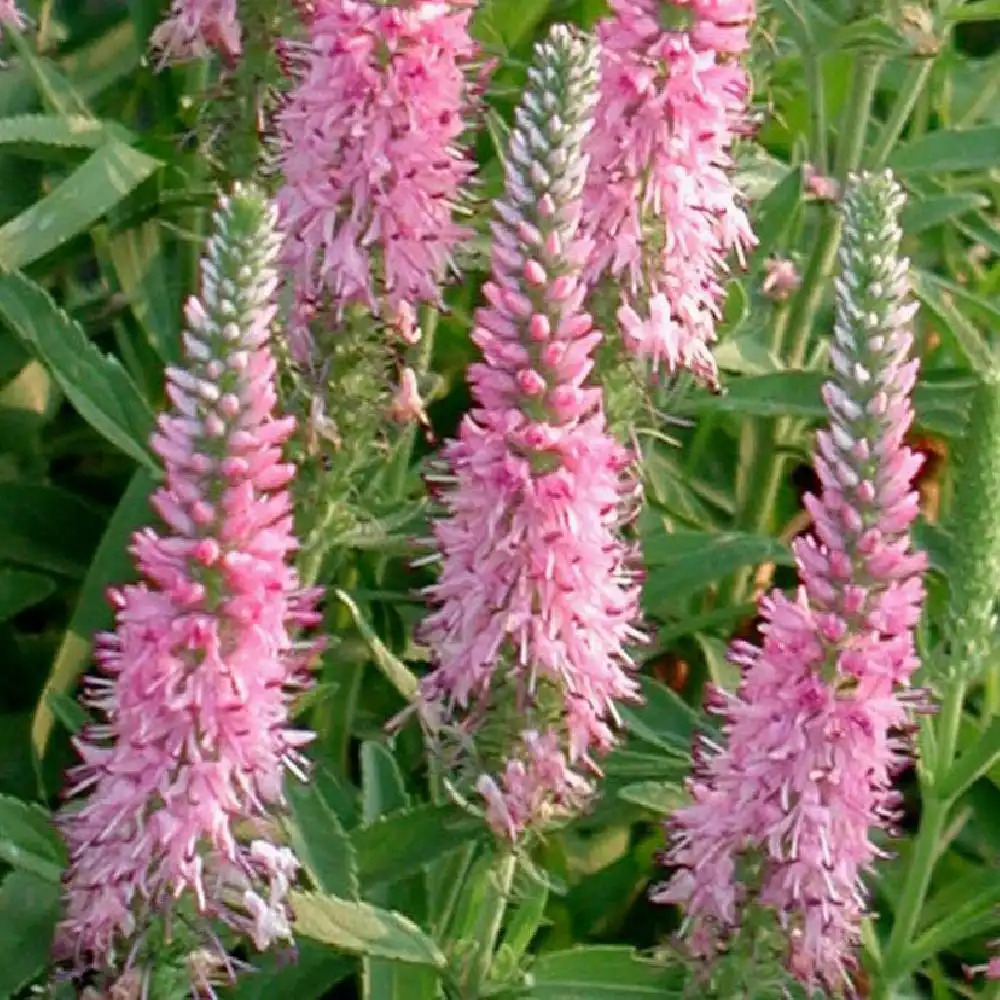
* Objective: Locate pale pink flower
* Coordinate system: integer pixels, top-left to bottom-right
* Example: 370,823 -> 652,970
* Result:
419,27 -> 642,842
762,257 -> 801,300
804,163 -> 840,202
0,1 -> 24,34
582,0 -> 755,387
55,187 -> 322,976
390,366 -> 430,427
150,0 -> 241,63
276,0 -> 478,355
655,172 -> 927,990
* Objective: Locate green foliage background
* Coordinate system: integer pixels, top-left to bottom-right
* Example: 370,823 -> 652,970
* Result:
0,0 -> 1000,998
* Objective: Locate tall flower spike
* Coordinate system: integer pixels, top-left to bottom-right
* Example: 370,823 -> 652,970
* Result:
150,0 -> 241,64
655,171 -> 927,992
56,185 -> 322,979
275,0 -> 478,358
582,0 -> 756,388
418,25 -> 642,842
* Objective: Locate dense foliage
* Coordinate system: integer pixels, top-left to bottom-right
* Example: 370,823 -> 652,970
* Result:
1,1 -> 1000,999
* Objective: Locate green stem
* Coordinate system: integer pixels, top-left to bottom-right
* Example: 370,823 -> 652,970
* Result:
876,794 -> 948,993
876,681 -> 966,991
805,50 -> 829,171
867,61 -> 934,168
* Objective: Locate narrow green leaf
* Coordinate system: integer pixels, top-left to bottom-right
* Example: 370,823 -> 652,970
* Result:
361,742 -> 409,823
619,676 -> 702,755
901,192 -> 989,233
5,26 -> 90,117
286,779 -> 360,900
0,113 -> 132,154
0,869 -> 61,997
0,483 -> 104,577
354,804 -> 487,891
501,875 -> 548,964
946,0 -> 1000,20
678,370 -> 973,435
100,220 -> 181,364
889,127 -> 1000,176
617,781 -> 687,815
0,140 -> 160,270
32,468 -> 154,763
335,589 -> 418,700
524,947 -> 684,998
910,270 -> 996,375
641,527 -> 793,613
290,891 -> 446,967
0,794 -> 65,882
0,568 -> 55,621
0,271 -> 156,469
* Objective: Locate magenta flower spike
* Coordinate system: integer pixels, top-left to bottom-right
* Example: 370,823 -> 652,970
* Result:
654,171 -> 928,991
150,0 -> 241,63
582,0 -> 756,387
55,186 -> 322,978
275,0 -> 479,357
418,25 -> 643,843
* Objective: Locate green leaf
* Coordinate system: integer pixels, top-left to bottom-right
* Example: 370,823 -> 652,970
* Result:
888,127 -> 1000,176
0,483 -> 104,577
354,804 -> 487,892
32,468 -> 154,763
678,370 -> 973,435
0,568 -> 55,621
945,0 -> 1000,20
0,113 -> 131,155
910,270 -> 996,375
290,891 -> 445,967
0,139 -> 160,270
0,271 -> 156,469
359,743 -> 430,1000
229,940 -> 354,1000
502,875 -> 548,965
0,869 -> 61,997
901,192 -> 989,234
0,794 -> 65,882
523,947 -> 684,998
617,781 -> 687,815
361,742 -> 409,822
618,676 -> 701,755
5,26 -> 90,117
99,220 -> 181,364
335,589 -> 418,700
602,749 -> 690,783
286,778 -> 360,900
641,527 -> 793,614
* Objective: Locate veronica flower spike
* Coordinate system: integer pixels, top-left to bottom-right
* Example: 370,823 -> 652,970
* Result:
656,171 -> 927,993
418,25 -> 643,843
583,0 -> 756,388
55,185 -> 322,987
276,0 -> 478,356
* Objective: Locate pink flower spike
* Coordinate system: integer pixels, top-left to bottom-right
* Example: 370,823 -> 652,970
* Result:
55,186 -> 322,981
276,0 -> 479,355
656,172 -> 927,990
583,0 -> 756,384
418,26 -> 642,843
